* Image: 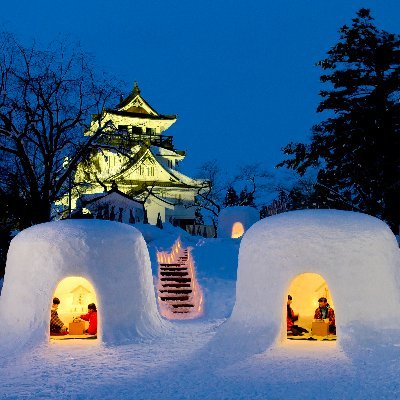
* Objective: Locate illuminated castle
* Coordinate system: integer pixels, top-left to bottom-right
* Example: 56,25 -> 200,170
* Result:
72,83 -> 207,227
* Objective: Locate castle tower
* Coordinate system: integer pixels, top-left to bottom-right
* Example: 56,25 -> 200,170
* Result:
72,83 -> 208,227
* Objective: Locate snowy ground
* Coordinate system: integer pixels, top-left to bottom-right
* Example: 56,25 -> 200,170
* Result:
1,221 -> 400,399
2,318 -> 400,399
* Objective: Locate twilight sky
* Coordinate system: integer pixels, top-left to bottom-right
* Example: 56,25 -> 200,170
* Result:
1,0 -> 399,185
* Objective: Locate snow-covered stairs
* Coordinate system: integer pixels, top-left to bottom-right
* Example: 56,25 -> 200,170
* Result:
157,239 -> 203,319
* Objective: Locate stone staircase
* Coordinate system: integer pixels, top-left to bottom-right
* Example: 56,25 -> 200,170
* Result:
157,239 -> 203,319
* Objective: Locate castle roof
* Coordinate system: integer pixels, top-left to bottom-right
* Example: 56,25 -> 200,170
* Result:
108,144 -> 207,190
110,82 -> 177,120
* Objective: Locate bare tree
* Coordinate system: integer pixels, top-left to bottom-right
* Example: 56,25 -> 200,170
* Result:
190,160 -> 274,230
0,33 -> 121,226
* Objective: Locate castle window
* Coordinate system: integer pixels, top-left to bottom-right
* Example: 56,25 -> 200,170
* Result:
131,126 -> 142,135
147,166 -> 155,176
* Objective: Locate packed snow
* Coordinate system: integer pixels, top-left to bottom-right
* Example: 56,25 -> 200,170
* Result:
229,209 -> 400,353
0,220 -> 165,348
1,210 -> 400,399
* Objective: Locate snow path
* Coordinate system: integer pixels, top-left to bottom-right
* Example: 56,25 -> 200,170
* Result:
1,321 -> 400,399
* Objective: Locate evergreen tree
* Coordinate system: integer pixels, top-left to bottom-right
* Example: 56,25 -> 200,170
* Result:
223,185 -> 239,207
278,9 -> 400,231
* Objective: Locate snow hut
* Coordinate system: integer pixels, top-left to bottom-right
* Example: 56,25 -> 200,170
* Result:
218,206 -> 259,238
0,220 -> 165,346
228,210 -> 400,351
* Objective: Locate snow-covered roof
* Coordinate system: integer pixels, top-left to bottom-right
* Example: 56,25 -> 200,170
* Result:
162,162 -> 208,188
150,145 -> 185,159
0,220 -> 166,347
113,145 -> 206,189
80,190 -> 144,209
226,209 -> 400,352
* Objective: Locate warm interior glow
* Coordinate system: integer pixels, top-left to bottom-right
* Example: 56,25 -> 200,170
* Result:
156,238 -> 203,320
286,272 -> 334,336
231,222 -> 245,238
52,276 -> 98,335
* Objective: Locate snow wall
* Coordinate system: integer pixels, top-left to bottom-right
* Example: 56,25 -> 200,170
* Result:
225,210 -> 400,352
218,206 -> 259,238
0,220 -> 166,347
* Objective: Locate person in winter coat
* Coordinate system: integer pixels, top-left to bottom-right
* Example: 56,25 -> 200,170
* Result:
50,297 -> 68,335
314,297 -> 336,334
80,303 -> 97,335
287,295 -> 309,336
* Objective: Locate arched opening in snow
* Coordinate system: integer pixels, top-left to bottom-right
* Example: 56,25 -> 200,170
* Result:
50,276 -> 99,340
231,222 -> 245,238
286,273 -> 336,341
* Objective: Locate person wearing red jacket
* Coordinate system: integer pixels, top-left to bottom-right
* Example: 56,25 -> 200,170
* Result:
314,297 -> 336,334
80,303 -> 97,335
287,295 -> 308,336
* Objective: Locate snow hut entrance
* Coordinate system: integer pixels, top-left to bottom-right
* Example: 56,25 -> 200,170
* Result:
286,273 -> 336,341
231,222 -> 245,238
50,277 -> 98,340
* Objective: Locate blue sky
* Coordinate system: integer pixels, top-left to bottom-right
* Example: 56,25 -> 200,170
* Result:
1,0 -> 399,185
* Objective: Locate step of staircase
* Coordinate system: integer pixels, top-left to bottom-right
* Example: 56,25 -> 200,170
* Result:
159,289 -> 192,294
171,303 -> 194,308
161,283 -> 191,288
160,295 -> 190,301
157,244 -> 200,319
159,263 -> 183,267
160,277 -> 191,283
160,271 -> 189,277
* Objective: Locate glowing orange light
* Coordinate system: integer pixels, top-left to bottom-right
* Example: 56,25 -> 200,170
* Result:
231,222 -> 245,238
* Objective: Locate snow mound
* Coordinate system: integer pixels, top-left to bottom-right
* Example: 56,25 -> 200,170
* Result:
0,220 -> 166,347
226,210 -> 400,352
133,222 -> 191,244
218,206 -> 259,238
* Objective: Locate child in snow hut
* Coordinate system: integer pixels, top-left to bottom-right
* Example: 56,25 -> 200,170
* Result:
50,297 -> 68,335
287,295 -> 309,336
80,303 -> 97,335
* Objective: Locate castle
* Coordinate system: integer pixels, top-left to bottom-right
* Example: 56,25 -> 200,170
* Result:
70,83 -> 207,227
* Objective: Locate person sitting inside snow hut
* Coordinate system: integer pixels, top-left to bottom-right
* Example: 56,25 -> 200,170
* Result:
50,297 -> 68,335
287,295 -> 309,336
80,303 -> 97,335
314,297 -> 336,334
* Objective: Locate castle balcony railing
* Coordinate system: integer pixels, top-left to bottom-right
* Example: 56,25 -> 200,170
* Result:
99,126 -> 174,150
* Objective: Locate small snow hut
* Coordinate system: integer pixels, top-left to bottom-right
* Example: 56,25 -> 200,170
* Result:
228,210 -> 400,351
218,206 -> 259,238
0,220 -> 165,346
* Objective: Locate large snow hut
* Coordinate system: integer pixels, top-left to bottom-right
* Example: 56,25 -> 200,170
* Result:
0,220 -> 166,346
227,210 -> 400,351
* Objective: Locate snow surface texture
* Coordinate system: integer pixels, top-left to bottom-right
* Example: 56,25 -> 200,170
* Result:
218,206 -> 259,238
0,220 -> 166,348
227,209 -> 400,353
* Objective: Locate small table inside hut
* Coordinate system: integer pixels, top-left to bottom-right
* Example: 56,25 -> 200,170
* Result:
311,320 -> 329,336
68,320 -> 85,335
